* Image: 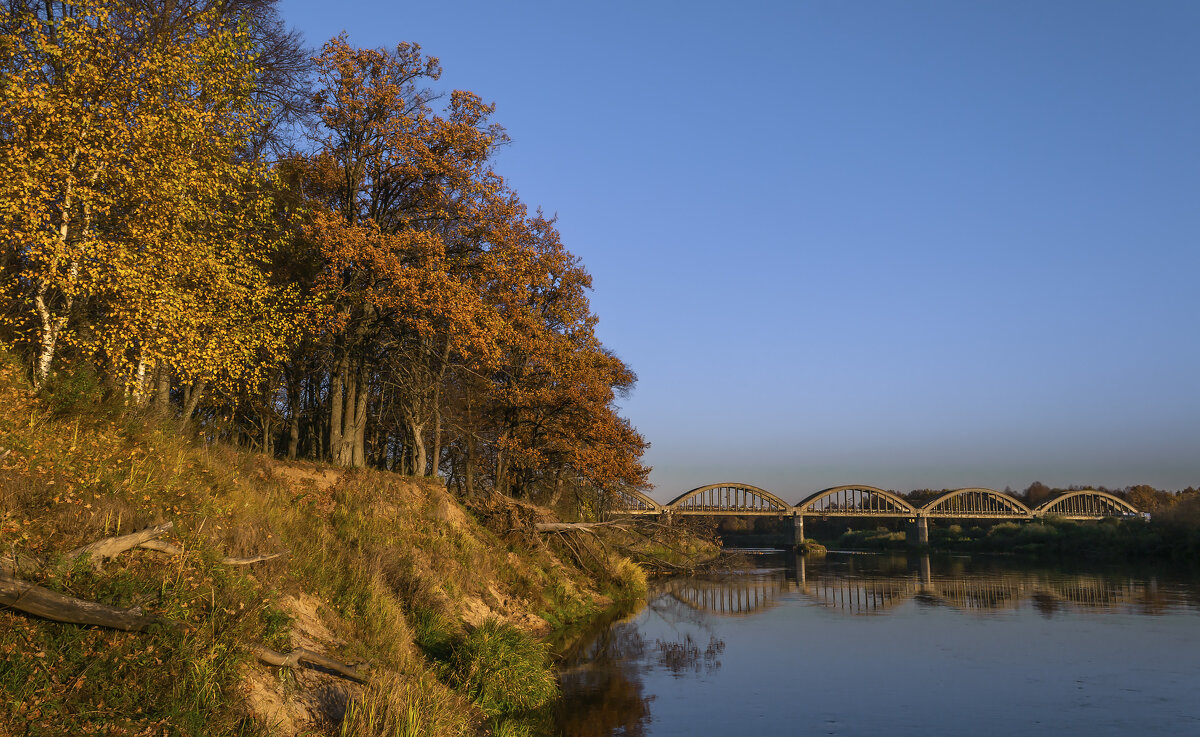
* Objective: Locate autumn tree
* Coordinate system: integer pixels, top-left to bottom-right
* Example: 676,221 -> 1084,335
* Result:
300,35 -> 506,468
0,0 -> 296,404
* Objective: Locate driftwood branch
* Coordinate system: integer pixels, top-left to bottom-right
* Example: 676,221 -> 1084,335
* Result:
250,644 -> 367,682
2,523 -> 175,577
0,570 -> 174,632
65,522 -> 175,567
218,551 -> 288,565
135,539 -> 287,565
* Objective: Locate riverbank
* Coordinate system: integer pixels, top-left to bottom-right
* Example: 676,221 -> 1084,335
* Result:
0,357 -> 699,736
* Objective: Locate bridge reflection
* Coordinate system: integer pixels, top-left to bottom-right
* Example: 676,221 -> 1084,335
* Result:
661,575 -> 788,616
650,554 -> 1152,618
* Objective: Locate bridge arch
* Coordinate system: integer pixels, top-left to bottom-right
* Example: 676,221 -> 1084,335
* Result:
1033,490 -> 1139,519
610,488 -> 663,514
796,485 -> 916,516
920,488 -> 1031,518
666,482 -> 791,515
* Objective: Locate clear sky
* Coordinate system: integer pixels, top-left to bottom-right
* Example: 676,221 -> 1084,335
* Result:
280,0 -> 1200,501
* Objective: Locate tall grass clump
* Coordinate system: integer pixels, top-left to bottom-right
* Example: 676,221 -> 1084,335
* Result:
446,619 -> 558,717
339,672 -> 473,737
608,555 -> 649,600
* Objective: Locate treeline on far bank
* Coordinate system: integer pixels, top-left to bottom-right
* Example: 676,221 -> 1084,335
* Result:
0,0 -> 648,513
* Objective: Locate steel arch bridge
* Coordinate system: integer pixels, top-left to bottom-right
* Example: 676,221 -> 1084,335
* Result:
617,482 -> 1140,521
664,483 -> 792,516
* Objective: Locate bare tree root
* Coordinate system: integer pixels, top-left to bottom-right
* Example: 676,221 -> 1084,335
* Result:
250,644 -> 368,683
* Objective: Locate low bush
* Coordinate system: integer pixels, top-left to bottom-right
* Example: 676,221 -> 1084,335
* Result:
445,619 -> 558,717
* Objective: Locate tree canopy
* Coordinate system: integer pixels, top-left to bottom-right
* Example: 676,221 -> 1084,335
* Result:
0,0 -> 650,509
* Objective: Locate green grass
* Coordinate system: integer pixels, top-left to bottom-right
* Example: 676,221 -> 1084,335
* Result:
444,619 -> 558,718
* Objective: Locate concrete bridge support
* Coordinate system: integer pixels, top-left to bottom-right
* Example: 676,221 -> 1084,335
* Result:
906,516 -> 929,547
786,514 -> 805,548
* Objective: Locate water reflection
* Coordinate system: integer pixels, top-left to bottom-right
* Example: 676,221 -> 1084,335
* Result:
552,614 -> 652,737
549,553 -> 1200,736
653,553 -> 1191,618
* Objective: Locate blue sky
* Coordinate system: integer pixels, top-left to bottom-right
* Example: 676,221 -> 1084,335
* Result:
280,0 -> 1200,500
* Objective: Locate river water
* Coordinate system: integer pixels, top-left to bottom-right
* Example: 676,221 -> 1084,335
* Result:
546,552 -> 1200,736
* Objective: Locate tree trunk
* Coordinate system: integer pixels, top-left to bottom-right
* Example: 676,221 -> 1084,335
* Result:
178,378 -> 206,433
152,362 -> 171,418
549,470 -> 564,508
32,165 -> 79,390
336,367 -> 357,466
464,433 -> 476,497
329,351 -> 347,463
33,282 -> 70,389
431,399 -> 442,478
495,447 -> 506,497
351,375 -> 367,468
409,416 -> 426,477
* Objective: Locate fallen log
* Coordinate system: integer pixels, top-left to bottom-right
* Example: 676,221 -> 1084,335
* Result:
1,571 -> 366,684
0,570 -> 173,632
250,644 -> 368,683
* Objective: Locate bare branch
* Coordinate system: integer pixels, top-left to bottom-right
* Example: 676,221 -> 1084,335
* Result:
135,539 -> 288,565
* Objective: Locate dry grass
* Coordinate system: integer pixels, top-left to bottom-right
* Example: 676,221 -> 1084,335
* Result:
0,354 -> 652,735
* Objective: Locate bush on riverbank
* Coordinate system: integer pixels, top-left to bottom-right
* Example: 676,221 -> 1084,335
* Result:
446,619 -> 558,717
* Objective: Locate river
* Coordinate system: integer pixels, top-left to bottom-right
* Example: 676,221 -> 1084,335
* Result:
544,551 -> 1200,736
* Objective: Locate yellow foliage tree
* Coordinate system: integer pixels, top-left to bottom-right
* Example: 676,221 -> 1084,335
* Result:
0,0 -> 295,399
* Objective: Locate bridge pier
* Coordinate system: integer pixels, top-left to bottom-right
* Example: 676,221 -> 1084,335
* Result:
906,516 -> 929,547
785,514 -> 805,548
